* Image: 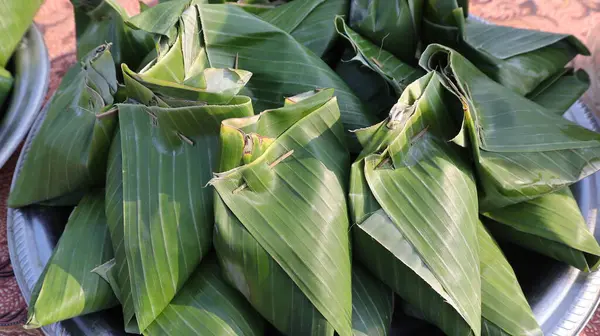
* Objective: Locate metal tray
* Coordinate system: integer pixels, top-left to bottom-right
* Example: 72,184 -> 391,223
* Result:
7,96 -> 600,335
0,25 -> 49,169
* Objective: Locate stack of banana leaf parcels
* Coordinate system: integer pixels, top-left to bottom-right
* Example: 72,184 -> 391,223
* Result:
10,0 -> 600,335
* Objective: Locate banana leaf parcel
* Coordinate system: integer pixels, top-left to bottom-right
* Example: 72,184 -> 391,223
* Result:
113,62 -> 254,331
71,0 -> 154,71
423,0 -> 590,97
397,220 -> 543,336
483,187 -> 600,272
25,191 -> 117,328
347,0 -> 421,64
8,45 -> 118,207
212,89 -> 354,336
419,44 -> 600,210
259,0 -> 349,58
334,48 -> 398,119
122,4 -> 257,108
143,255 -> 265,336
114,97 -> 254,332
97,253 -> 266,336
527,68 -> 590,116
127,2 -> 376,151
102,73 -> 253,333
334,16 -> 424,96
96,6 -> 257,329
0,0 -> 43,67
349,72 -> 481,336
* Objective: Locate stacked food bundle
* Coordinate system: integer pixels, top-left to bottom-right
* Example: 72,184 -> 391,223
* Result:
0,0 -> 43,108
10,0 -> 600,335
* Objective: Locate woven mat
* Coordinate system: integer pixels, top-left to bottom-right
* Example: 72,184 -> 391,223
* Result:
0,0 -> 598,335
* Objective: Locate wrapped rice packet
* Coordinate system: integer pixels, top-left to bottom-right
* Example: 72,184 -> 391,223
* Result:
98,255 -> 267,336
483,187 -> 600,272
9,45 -> 118,207
423,0 -> 590,97
334,16 -> 424,96
349,73 -> 481,336
212,89 -> 355,336
259,0 -> 349,58
420,44 -> 600,210
127,2 -> 376,152
348,0 -> 422,63
25,191 -> 117,328
113,92 -> 254,331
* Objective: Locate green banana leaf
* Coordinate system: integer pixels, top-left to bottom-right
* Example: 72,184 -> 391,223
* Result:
210,0 -> 282,15
199,3 -> 375,135
348,0 -> 422,64
527,68 -> 590,115
422,0 -> 464,26
0,0 -> 43,67
128,3 -> 376,150
334,16 -> 424,95
420,44 -> 600,210
143,255 -> 265,336
8,45 -> 118,208
483,187 -> 600,271
124,62 -> 252,106
127,0 -> 189,38
464,19 -> 589,96
259,0 -> 348,57
212,89 -> 353,335
349,72 -> 481,336
25,191 -> 118,328
117,93 -> 254,331
477,220 -> 541,336
103,128 -> 139,333
124,4 -> 252,107
72,0 -> 154,71
351,264 -> 394,336
423,1 -> 589,96
139,0 -> 150,11
213,195 -> 338,336
334,48 -> 398,119
0,67 -> 13,108
96,257 -> 266,335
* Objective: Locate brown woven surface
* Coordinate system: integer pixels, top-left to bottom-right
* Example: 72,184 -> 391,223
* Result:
0,0 -> 598,335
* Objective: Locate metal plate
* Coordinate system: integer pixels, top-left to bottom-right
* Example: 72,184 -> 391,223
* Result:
8,97 -> 600,335
0,25 -> 49,169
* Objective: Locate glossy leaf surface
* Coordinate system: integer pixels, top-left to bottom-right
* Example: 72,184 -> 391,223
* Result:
25,191 -> 117,328
9,46 -> 118,207
484,188 -> 600,271
420,44 -> 600,210
212,89 -> 353,336
350,73 -> 481,336
72,0 -> 154,70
